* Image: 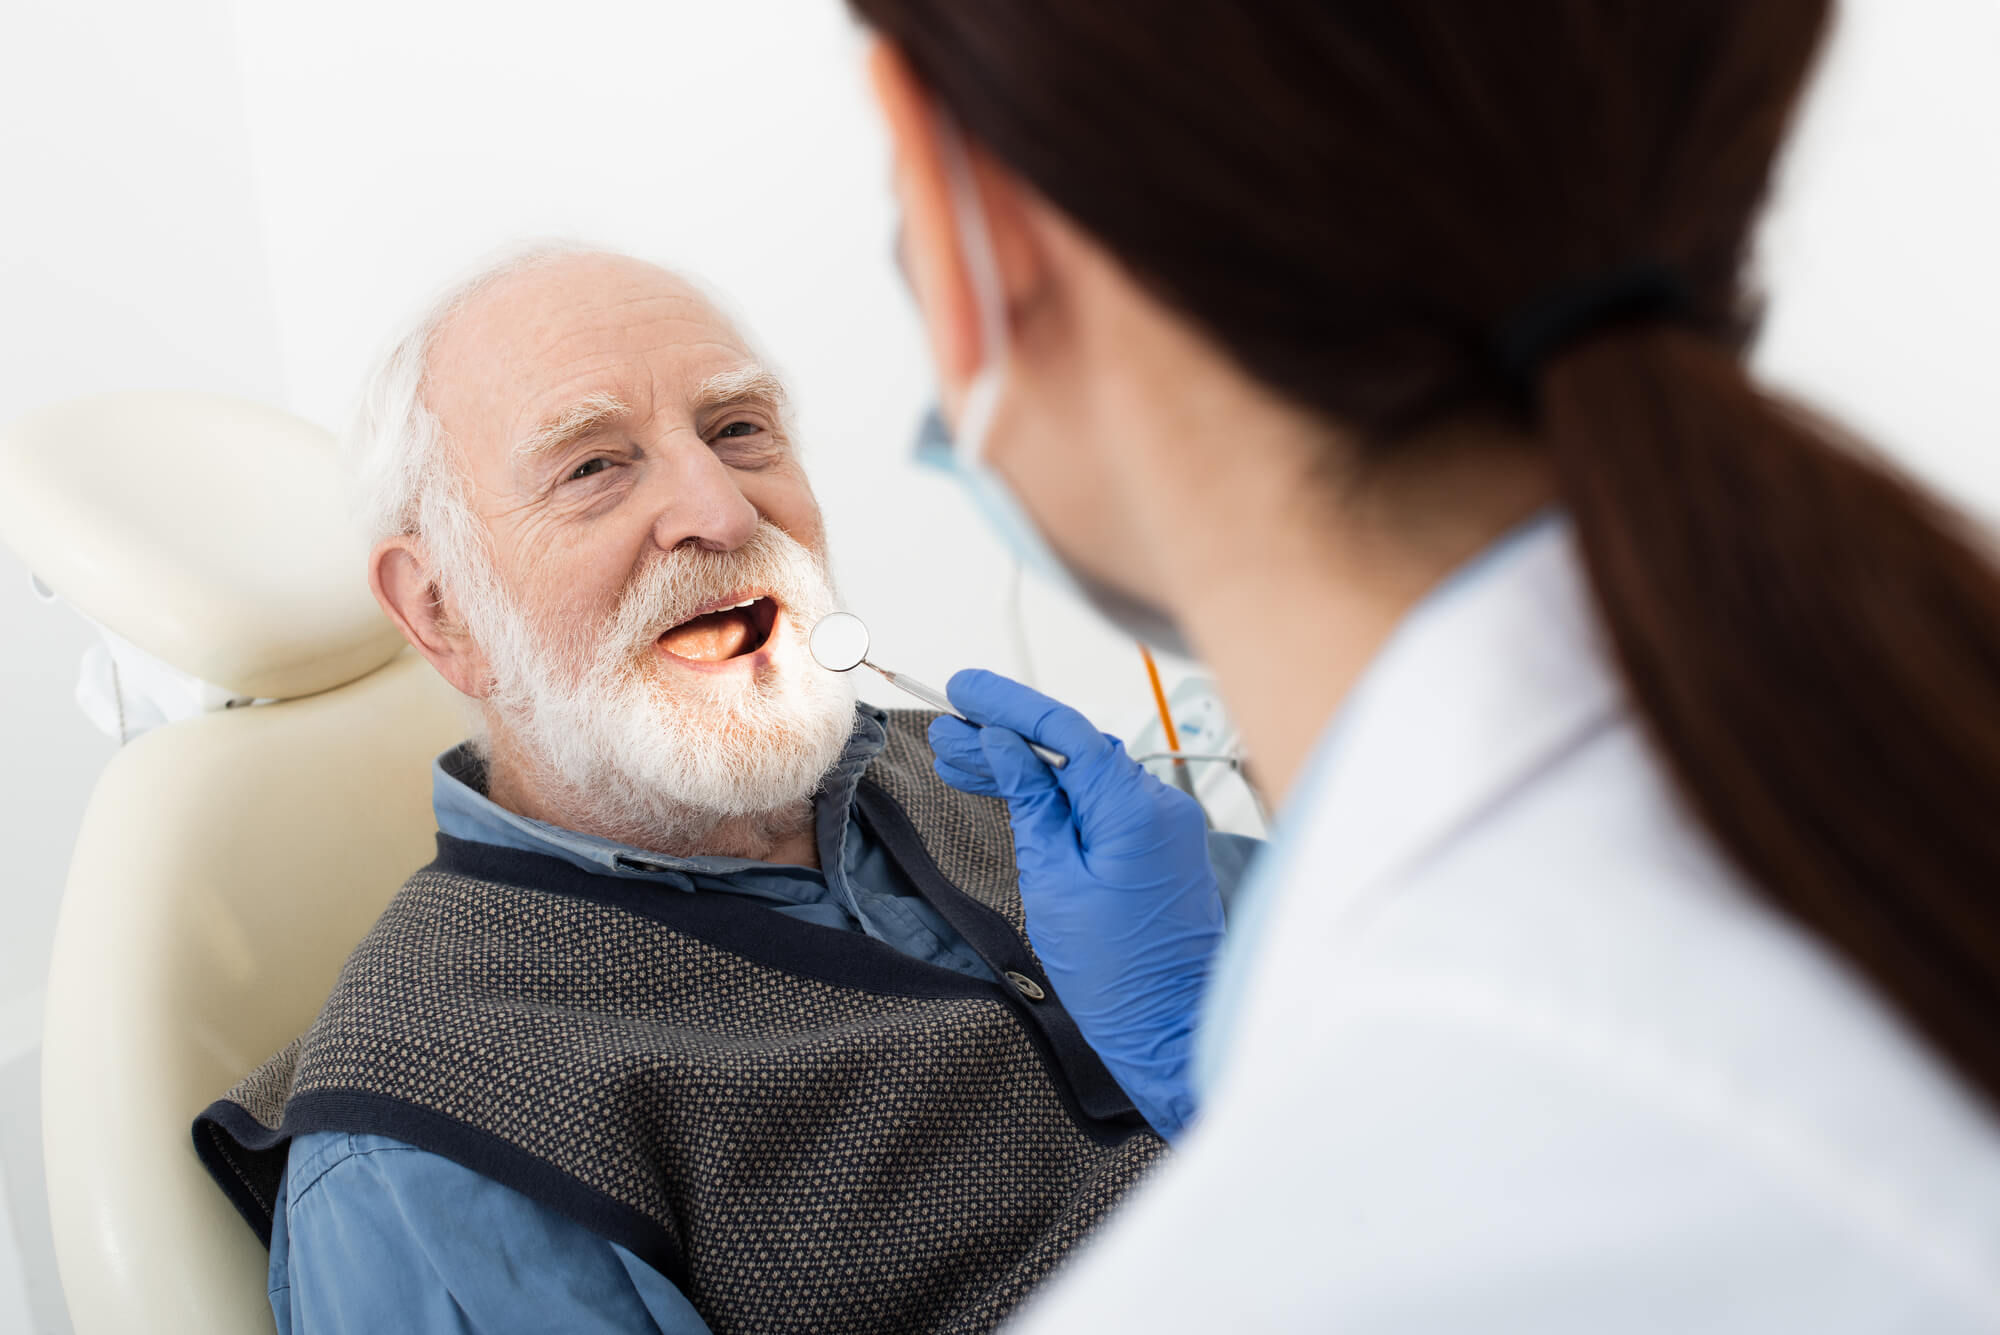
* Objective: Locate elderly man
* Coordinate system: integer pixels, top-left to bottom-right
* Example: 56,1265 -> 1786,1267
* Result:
193,248 -> 1256,1335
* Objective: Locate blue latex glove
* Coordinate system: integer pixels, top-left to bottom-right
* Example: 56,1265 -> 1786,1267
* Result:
929,669 -> 1223,1140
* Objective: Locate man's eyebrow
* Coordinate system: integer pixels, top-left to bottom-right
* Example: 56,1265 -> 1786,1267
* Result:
512,392 -> 631,464
692,364 -> 790,419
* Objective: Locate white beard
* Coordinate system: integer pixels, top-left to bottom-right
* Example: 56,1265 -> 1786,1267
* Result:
459,521 -> 859,854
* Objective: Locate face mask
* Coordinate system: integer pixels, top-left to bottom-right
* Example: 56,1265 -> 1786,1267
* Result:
909,114 -> 1194,661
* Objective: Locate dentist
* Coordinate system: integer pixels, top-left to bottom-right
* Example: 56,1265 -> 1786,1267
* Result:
854,1 -> 2000,1329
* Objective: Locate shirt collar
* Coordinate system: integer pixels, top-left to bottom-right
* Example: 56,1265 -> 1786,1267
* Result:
431,704 -> 890,886
1276,510 -> 1621,913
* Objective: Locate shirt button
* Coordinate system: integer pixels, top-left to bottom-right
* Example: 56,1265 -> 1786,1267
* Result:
1005,970 -> 1046,1002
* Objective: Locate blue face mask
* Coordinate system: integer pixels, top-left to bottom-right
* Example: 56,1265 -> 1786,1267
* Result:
910,115 -> 1194,661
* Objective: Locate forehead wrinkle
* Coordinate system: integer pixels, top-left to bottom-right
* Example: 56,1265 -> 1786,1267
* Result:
531,293 -> 739,363
440,274 -> 764,482
519,319 -> 753,421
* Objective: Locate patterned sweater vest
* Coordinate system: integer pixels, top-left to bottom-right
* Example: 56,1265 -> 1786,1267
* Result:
194,711 -> 1166,1334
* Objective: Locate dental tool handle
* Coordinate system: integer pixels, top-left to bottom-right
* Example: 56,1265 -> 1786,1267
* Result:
867,662 -> 1069,769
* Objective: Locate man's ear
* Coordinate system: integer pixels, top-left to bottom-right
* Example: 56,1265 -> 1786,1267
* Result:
866,38 -> 1045,402
369,537 -> 491,699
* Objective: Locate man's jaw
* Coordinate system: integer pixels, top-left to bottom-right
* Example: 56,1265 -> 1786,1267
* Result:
476,712 -> 817,861
654,591 -> 783,673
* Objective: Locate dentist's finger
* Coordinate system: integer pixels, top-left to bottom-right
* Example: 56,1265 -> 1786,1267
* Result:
946,669 -> 1114,763
978,725 -> 1082,860
933,756 -> 1003,797
928,714 -> 995,779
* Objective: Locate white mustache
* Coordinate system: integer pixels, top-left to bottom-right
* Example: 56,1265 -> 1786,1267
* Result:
596,523 -> 826,668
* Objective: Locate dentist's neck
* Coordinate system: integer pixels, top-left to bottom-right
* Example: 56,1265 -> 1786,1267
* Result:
1137,418 -> 1553,808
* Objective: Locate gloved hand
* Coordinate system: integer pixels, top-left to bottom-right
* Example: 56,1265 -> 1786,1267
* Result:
929,669 -> 1223,1140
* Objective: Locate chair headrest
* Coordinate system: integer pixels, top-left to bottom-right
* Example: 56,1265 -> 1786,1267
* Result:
0,391 -> 405,700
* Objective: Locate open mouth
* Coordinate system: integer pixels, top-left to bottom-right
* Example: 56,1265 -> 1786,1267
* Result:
656,594 -> 781,665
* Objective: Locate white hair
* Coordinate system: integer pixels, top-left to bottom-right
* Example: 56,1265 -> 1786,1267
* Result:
344,240 -> 592,600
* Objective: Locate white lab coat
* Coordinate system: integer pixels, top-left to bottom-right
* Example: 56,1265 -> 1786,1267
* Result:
1013,519 -> 2000,1333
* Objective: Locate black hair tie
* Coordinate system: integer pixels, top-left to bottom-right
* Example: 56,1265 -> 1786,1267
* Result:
1492,261 -> 1694,402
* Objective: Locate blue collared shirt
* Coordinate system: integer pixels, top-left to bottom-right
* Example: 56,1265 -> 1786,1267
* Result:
270,708 -> 1261,1334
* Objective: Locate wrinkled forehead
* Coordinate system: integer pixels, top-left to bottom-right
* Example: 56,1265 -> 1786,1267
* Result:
423,255 -> 759,474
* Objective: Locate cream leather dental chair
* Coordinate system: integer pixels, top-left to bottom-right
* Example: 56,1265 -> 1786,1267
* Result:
0,392 -> 466,1335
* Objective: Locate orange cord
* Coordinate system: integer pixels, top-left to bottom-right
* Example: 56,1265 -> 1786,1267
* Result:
1138,643 -> 1182,752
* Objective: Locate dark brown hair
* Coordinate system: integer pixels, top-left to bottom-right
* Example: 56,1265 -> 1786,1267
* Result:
853,0 -> 2000,1104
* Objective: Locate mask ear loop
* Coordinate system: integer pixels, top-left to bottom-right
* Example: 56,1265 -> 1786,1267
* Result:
935,112 -> 1044,687
933,112 -> 1011,467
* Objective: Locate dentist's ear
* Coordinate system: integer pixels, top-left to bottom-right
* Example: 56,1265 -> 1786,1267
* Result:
369,537 -> 492,700
866,38 -> 1045,404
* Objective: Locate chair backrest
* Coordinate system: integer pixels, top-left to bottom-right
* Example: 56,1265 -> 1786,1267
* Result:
0,391 -> 467,1334
42,653 -> 464,1335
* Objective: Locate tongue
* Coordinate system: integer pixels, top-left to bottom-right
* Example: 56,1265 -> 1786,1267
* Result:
660,608 -> 756,662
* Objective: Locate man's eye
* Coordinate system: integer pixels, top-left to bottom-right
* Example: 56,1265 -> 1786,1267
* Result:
568,457 -> 613,481
715,421 -> 760,440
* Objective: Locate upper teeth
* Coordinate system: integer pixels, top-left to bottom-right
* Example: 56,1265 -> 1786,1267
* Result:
664,596 -> 767,634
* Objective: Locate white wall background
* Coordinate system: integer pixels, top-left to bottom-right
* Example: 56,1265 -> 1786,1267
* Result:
1,2 -> 1996,1329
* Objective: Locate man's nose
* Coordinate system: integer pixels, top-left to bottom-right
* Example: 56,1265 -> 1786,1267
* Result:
650,441 -> 761,554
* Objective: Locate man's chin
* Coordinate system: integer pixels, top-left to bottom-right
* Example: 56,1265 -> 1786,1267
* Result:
605,682 -> 853,806
490,645 -> 855,839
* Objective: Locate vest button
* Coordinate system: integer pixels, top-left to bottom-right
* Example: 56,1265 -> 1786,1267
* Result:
1005,970 -> 1046,1001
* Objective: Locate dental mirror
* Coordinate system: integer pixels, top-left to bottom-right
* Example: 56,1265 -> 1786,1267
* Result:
810,610 -> 1067,769
809,610 -> 872,674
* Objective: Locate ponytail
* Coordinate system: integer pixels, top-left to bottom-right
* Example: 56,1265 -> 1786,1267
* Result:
1545,325 -> 2000,1102
852,0 -> 2000,1104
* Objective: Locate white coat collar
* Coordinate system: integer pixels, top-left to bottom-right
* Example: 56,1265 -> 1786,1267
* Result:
1285,512 -> 1622,918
